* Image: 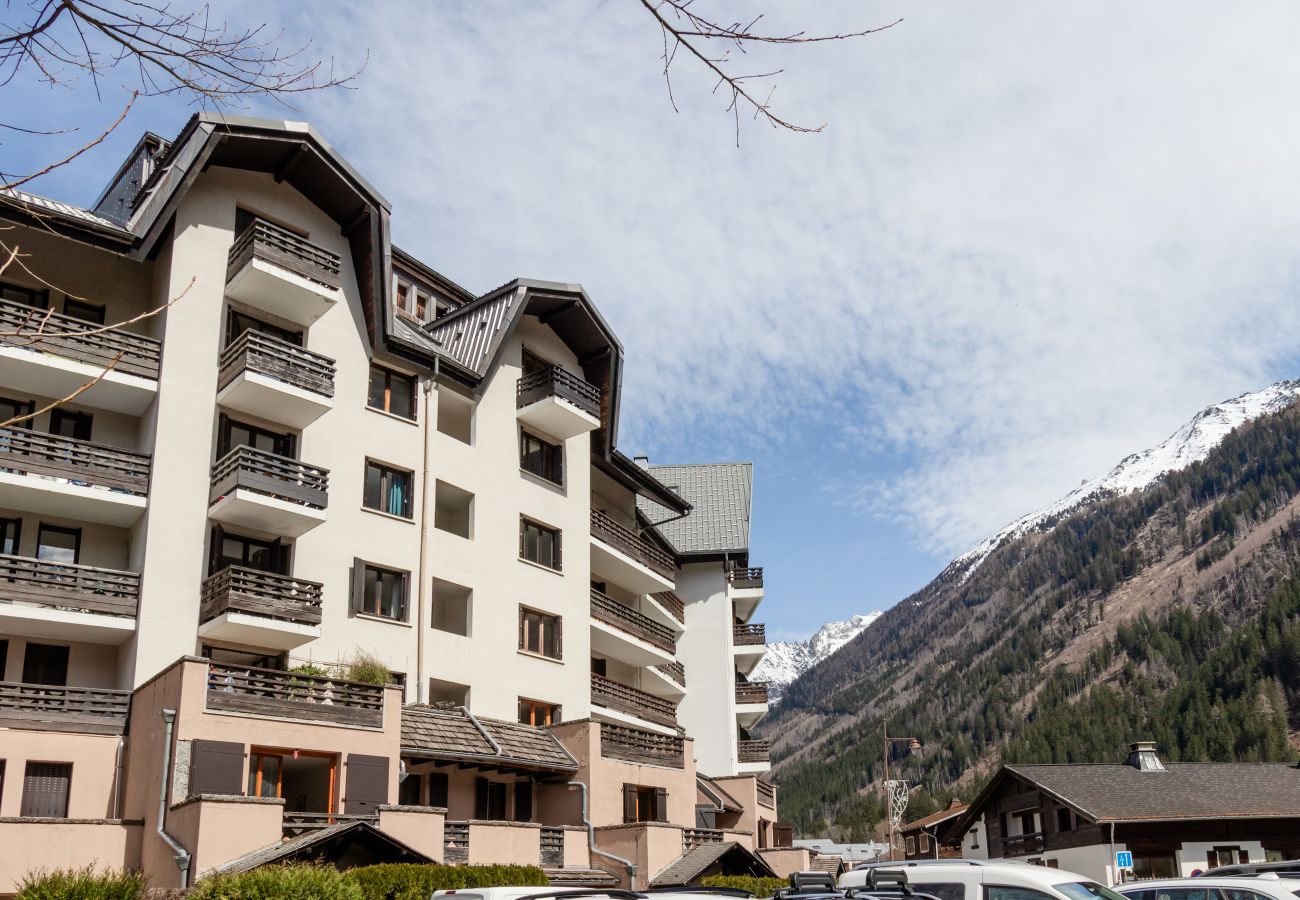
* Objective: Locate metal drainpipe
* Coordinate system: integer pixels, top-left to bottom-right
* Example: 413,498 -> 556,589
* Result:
158,710 -> 192,888
112,736 -> 126,819
569,781 -> 638,889
1108,821 -> 1117,887
459,705 -> 502,755
416,371 -> 435,704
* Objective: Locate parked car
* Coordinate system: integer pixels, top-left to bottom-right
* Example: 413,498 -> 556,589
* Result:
839,860 -> 1129,900
1114,875 -> 1300,900
1200,864 -> 1300,880
433,890 -> 644,900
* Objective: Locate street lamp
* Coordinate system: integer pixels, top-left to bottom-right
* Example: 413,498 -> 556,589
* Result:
883,721 -> 921,861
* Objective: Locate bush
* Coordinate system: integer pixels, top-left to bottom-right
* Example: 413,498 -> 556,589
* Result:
344,652 -> 392,686
16,867 -> 146,900
190,864 -> 364,900
346,864 -> 549,900
700,875 -> 787,897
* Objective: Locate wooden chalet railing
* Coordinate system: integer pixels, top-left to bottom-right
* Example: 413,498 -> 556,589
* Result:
227,218 -> 342,290
756,779 -> 776,808
0,553 -> 139,618
218,329 -> 336,398
0,296 -> 161,379
200,565 -> 323,627
540,826 -> 565,866
516,365 -> 601,419
684,828 -> 724,852
590,509 -> 675,580
735,681 -> 770,705
205,661 -> 383,728
1002,832 -> 1045,856
590,590 -> 676,652
728,567 -> 764,589
0,427 -> 150,494
600,722 -> 684,769
0,681 -> 131,734
444,821 -> 470,864
651,590 -> 685,623
282,812 -> 375,838
209,445 -> 329,510
733,623 -> 766,646
655,660 -> 685,687
591,673 -> 677,728
737,739 -> 770,763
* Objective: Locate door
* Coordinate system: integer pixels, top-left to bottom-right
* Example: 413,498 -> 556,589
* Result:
48,409 -> 93,442
36,524 -> 80,565
22,643 -> 69,685
217,415 -> 295,458
21,762 -> 71,817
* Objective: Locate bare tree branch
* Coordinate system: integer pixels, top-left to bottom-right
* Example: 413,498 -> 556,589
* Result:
0,348 -> 124,429
1,91 -> 135,189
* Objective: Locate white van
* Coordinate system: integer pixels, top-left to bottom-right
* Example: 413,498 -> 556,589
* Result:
838,860 -> 1128,900
1114,874 -> 1300,900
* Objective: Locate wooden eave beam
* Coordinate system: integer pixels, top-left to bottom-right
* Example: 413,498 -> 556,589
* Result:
274,144 -> 309,183
538,300 -> 578,325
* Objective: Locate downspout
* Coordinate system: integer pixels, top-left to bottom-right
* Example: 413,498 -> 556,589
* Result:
112,736 -> 126,819
416,367 -> 436,703
1108,821 -> 1117,887
459,705 -> 502,756
158,710 -> 191,888
569,780 -> 638,890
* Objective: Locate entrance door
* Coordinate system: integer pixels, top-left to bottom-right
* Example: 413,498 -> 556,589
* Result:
22,643 -> 69,685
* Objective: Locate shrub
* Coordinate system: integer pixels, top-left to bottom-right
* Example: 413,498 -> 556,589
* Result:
346,864 -> 549,900
344,652 -> 392,686
700,875 -> 787,897
16,867 -> 146,900
190,864 -> 364,900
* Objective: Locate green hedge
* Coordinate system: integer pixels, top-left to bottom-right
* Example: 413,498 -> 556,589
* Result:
700,875 -> 787,898
345,864 -> 549,900
16,867 -> 146,900
190,864 -> 364,900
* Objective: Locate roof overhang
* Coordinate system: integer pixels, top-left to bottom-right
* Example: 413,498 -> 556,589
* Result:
598,450 -> 691,516
400,745 -> 578,777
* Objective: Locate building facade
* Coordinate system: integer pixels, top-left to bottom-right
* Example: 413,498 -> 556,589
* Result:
0,113 -> 792,892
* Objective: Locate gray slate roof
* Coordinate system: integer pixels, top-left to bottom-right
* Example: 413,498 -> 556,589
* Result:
639,463 -> 752,555
650,841 -> 776,886
401,704 -> 578,772
544,867 -> 620,887
1006,763 -> 1300,822
204,820 -> 430,877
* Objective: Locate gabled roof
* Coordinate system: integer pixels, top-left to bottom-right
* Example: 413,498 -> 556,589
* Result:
697,774 -> 743,813
544,867 -> 620,887
639,463 -> 753,556
650,841 -> 776,886
401,703 -> 578,773
901,802 -> 969,833
809,854 -> 846,875
203,820 -> 431,877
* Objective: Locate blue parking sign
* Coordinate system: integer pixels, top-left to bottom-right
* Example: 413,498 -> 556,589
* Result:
1116,852 -> 1134,869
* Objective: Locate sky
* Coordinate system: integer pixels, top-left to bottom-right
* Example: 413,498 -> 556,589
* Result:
5,1 -> 1300,641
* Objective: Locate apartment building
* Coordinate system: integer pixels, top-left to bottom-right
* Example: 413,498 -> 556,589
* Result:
0,113 -> 799,892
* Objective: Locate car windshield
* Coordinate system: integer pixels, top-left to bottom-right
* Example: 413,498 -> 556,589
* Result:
1057,882 -> 1131,900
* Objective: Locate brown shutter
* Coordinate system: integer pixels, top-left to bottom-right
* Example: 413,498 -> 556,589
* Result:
515,782 -> 533,822
554,615 -> 563,660
189,740 -> 245,796
554,528 -> 562,570
653,787 -> 668,823
350,558 -> 366,616
518,607 -> 526,650
622,783 -> 637,823
519,518 -> 526,558
208,525 -> 226,575
475,777 -> 490,819
343,753 -> 389,815
20,762 -> 70,817
430,773 -> 449,808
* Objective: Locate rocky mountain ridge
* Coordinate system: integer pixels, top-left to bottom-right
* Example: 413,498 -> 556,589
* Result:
753,613 -> 882,702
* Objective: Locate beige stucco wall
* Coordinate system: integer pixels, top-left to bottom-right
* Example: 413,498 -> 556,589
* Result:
0,820 -> 142,895
168,795 -> 283,877
466,821 -> 542,866
758,847 -> 811,878
0,729 -> 123,819
675,561 -> 740,777
378,805 -> 445,861
594,823 -> 684,890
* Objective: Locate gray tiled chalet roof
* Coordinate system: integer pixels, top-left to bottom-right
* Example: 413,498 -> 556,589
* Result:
650,841 -> 775,886
1006,763 -> 1300,822
204,820 -> 430,876
401,704 -> 577,772
638,463 -> 752,555
1,188 -> 127,232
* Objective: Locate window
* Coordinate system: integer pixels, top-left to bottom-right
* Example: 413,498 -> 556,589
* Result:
22,643 -> 69,685
905,836 -> 916,855
520,431 -> 563,485
0,396 -> 34,428
364,461 -> 413,518
1210,847 -> 1244,868
590,656 -> 607,677
0,517 -> 20,555
49,409 -> 92,442
352,561 -> 409,621
218,415 -> 294,457
515,782 -> 533,822
519,517 -> 561,570
21,762 -> 70,817
203,644 -> 283,671
1056,807 -> 1072,832
63,298 -> 105,324
0,281 -> 48,308
519,606 -> 562,659
474,777 -> 507,820
521,348 -> 549,376
518,698 -> 561,726
368,366 -> 416,419
248,752 -> 282,798
226,309 -> 302,347
209,527 -> 286,574
621,784 -> 667,823
914,885 -> 967,900
428,772 -> 449,808
919,833 -> 930,853
36,525 -> 80,565
983,888 -> 1057,900
398,772 -> 421,806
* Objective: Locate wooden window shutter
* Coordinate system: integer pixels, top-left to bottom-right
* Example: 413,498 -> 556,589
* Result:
653,787 -> 668,822
514,782 -> 533,822
343,753 -> 389,815
208,525 -> 226,575
622,783 -> 637,823
350,558 -> 366,616
20,762 -> 70,817
554,614 -> 562,659
475,777 -> 490,820
189,739 -> 245,797
519,518 -> 526,558
518,607 -> 526,650
554,528 -> 562,570
429,772 -> 449,808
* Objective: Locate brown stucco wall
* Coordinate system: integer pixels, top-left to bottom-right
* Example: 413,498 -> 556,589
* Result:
0,729 -> 123,819
0,820 -> 142,894
378,805 -> 445,861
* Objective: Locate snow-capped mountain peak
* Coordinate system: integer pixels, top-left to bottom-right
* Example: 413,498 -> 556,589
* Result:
754,612 -> 882,702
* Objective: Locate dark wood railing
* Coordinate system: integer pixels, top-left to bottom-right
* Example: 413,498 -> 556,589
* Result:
0,681 -> 131,734
516,365 -> 600,419
590,509 -> 675,580
540,826 -> 565,866
735,681 -> 770,705
1002,832 -> 1045,856
444,821 -> 470,864
728,567 -> 764,589
0,427 -> 150,494
590,590 -> 676,652
228,218 -> 342,290
0,553 -> 139,618
651,590 -> 685,623
210,445 -> 329,510
206,662 -> 383,728
0,296 -> 161,379
591,673 -> 677,728
733,623 -> 766,646
218,329 -> 336,398
200,565 -> 323,627
282,812 -> 375,838
737,739 -> 770,763
655,660 -> 685,687
684,828 -> 724,852
756,779 -> 776,808
600,722 -> 685,769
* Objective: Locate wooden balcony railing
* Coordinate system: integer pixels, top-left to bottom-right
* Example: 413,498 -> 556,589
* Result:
228,218 -> 342,290
651,590 -> 685,623
600,722 -> 685,769
540,826 -> 565,866
218,329 -> 336,398
0,553 -> 139,618
0,427 -> 150,494
756,779 -> 776,809
209,445 -> 329,510
590,590 -> 676,653
1002,832 -> 1045,856
0,681 -> 131,734
733,623 -> 766,646
684,828 -> 724,852
444,821 -> 470,864
737,739 -> 770,763
654,660 -> 685,687
591,672 -> 677,728
728,567 -> 764,589
282,812 -> 375,839
205,662 -> 384,728
516,365 -> 601,419
0,296 -> 161,379
590,509 -> 675,580
200,565 -> 323,628
735,681 -> 770,705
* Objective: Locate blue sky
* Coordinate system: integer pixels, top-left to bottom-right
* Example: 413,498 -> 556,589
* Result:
6,2 -> 1300,641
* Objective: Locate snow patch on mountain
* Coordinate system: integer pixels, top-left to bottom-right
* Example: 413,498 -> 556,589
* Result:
754,613 -> 883,702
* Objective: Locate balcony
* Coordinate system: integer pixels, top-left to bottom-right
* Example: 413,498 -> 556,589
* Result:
1002,832 -> 1045,856
516,365 -> 601,441
208,446 -> 329,538
599,721 -> 685,769
733,622 -> 766,675
729,566 -> 764,620
644,660 -> 686,700
205,661 -> 383,729
0,427 -> 149,526
0,554 -> 139,644
590,509 -> 675,594
198,565 -> 323,650
644,590 -> 685,630
216,330 -> 335,428
729,567 -> 764,590
226,218 -> 343,327
0,681 -> 131,734
0,297 -> 160,415
590,589 -> 676,667
684,827 -> 724,853
590,672 -> 678,733
737,738 -> 771,771
735,680 -> 771,729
